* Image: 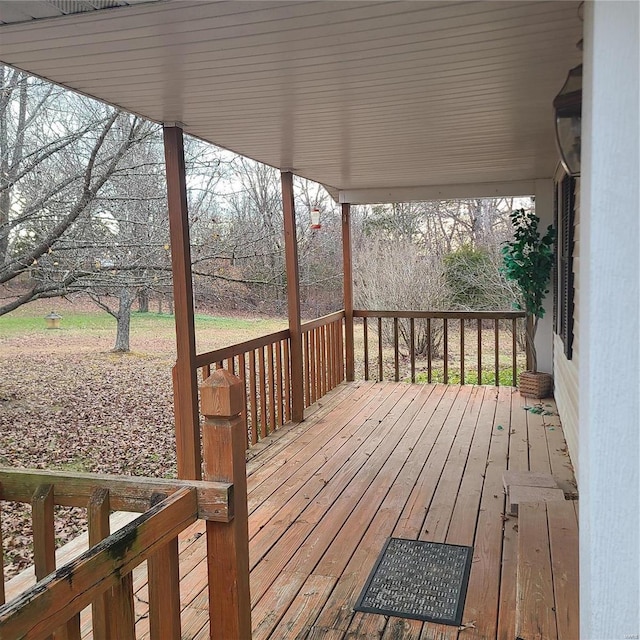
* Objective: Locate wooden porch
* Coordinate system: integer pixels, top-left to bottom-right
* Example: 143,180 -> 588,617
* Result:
56,380 -> 576,639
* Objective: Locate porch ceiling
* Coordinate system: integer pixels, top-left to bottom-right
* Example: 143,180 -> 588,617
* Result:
0,0 -> 582,201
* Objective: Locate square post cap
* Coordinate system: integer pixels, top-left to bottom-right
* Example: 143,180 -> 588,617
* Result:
200,369 -> 244,418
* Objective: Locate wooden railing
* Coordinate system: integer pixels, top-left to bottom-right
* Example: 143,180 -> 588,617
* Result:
195,311 -> 345,447
1,368 -> 252,639
196,329 -> 292,447
353,310 -> 527,386
302,311 -> 345,408
0,468 -> 232,640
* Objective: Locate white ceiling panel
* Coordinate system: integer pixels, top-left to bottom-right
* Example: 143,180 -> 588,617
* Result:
0,0 -> 583,200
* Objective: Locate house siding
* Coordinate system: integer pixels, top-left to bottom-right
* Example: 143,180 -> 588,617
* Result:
554,177 -> 579,477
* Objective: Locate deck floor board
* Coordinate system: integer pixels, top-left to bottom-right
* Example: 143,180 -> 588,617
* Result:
41,381 -> 576,640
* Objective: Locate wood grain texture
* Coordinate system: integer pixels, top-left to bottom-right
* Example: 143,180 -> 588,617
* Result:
163,125 -> 201,481
516,503 -> 558,640
281,171 -> 304,423
3,384 -> 579,640
342,203 -> 355,382
0,467 -> 231,522
0,488 -> 197,640
204,411 -> 252,639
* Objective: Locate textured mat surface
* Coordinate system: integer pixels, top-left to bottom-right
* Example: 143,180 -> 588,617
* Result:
354,538 -> 473,626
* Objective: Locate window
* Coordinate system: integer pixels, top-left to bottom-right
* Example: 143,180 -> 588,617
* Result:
554,174 -> 576,359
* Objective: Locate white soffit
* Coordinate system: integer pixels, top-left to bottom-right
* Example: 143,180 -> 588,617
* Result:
0,0 -> 583,200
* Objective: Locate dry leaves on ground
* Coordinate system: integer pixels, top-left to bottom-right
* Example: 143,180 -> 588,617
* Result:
0,347 -> 178,578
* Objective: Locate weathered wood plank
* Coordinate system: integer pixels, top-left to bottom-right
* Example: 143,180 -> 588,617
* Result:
0,488 -> 197,640
87,488 -> 111,640
147,533 -> 181,639
459,385 -> 512,639
0,468 -> 231,522
497,390 -> 530,640
516,503 -> 558,640
31,484 -> 55,581
547,501 -> 579,640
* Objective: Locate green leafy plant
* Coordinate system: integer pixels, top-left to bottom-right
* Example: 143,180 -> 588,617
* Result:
501,208 -> 555,373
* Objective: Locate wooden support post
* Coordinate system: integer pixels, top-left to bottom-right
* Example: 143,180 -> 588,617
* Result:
281,171 -> 304,423
164,125 -> 201,480
201,369 -> 252,640
342,203 -> 355,381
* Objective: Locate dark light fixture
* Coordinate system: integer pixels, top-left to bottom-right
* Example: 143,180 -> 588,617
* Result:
553,64 -> 582,176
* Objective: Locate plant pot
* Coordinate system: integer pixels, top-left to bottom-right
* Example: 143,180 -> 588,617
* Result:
519,371 -> 553,399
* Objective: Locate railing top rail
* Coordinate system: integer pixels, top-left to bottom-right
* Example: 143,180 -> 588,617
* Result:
0,487 -> 197,640
300,310 -> 345,332
0,467 -> 232,522
353,309 -> 526,320
195,328 -> 291,368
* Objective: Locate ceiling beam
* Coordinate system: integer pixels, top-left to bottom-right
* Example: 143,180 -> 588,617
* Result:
338,180 -> 544,204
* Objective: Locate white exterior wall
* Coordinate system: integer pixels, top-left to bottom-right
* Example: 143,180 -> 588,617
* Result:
580,2 -> 639,638
553,178 -> 580,476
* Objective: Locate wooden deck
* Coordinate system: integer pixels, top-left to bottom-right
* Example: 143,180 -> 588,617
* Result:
10,381 -> 578,639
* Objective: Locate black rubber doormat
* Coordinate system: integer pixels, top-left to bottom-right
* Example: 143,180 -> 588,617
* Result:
354,538 -> 473,626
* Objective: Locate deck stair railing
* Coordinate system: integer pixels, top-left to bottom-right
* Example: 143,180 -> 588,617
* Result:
0,369 -> 251,640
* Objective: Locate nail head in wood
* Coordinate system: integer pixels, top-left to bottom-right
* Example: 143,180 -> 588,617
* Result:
200,369 -> 244,417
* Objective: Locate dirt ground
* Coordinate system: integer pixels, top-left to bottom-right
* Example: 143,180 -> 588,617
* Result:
0,298 -> 285,578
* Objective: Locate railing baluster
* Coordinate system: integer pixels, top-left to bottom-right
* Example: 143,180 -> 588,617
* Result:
304,331 -> 311,408
477,318 -> 482,385
267,343 -> 276,431
32,484 -> 82,640
258,346 -> 267,438
460,318 -> 465,385
338,320 -> 344,383
275,341 -> 283,426
494,319 -> 500,386
327,322 -> 334,391
310,329 -> 318,404
512,318 -> 518,387
378,317 -> 383,381
393,317 -> 400,382
109,574 -> 136,639
324,324 -> 330,393
443,319 -> 449,384
216,361 -> 223,370
226,357 -> 234,375
0,488 -> 5,606
319,324 -> 326,396
249,350 -> 258,444
314,327 -> 321,402
238,353 -> 248,447
202,364 -> 211,380
32,484 -> 55,640
363,318 -> 369,381
427,317 -> 432,383
88,488 -> 111,640
410,317 -> 416,383
333,321 -> 337,388
87,488 -> 112,640
283,339 -> 291,422
148,493 -> 181,640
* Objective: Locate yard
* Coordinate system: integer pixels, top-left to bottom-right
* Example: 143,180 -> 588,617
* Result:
0,298 -> 285,577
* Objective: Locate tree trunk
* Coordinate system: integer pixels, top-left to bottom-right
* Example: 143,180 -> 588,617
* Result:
137,288 -> 149,313
113,288 -> 135,352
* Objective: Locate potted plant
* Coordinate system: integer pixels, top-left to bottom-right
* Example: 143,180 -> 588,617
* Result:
501,208 -> 555,398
